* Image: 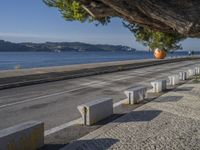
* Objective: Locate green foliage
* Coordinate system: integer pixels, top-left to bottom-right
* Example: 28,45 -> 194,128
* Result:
43,0 -> 89,22
43,0 -> 111,24
124,23 -> 186,52
43,1 -> 186,52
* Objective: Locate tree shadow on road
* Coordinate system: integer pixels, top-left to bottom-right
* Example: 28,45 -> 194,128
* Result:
60,138 -> 119,150
173,86 -> 194,92
39,144 -> 66,150
95,114 -> 125,125
114,110 -> 162,122
153,96 -> 183,103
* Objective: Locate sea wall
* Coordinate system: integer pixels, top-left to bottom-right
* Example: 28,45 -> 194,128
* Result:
0,56 -> 200,90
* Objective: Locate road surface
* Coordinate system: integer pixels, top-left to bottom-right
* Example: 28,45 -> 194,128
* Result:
0,60 -> 200,134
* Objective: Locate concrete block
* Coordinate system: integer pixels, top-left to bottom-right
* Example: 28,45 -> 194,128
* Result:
77,98 -> 113,125
151,80 -> 167,93
0,121 -> 44,150
179,71 -> 187,81
168,75 -> 179,86
187,69 -> 196,77
195,67 -> 200,75
124,86 -> 147,104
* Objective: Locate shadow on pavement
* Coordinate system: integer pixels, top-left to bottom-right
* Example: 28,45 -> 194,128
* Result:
174,86 -> 194,92
44,114 -> 125,147
154,96 -> 183,103
115,110 -> 162,122
62,138 -> 119,150
96,114 -> 125,125
39,144 -> 66,150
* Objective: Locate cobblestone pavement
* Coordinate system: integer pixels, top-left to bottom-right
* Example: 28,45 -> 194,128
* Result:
62,81 -> 200,150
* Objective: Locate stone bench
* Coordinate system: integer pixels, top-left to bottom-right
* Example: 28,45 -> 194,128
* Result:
188,69 -> 196,77
0,121 -> 44,150
151,80 -> 167,93
77,98 -> 113,125
195,67 -> 200,75
179,71 -> 187,81
168,75 -> 180,86
124,86 -> 147,104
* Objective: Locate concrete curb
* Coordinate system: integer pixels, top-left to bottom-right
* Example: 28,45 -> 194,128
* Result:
0,56 -> 199,90
0,121 -> 44,150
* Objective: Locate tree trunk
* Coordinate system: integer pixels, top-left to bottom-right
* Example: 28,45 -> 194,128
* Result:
78,0 -> 200,37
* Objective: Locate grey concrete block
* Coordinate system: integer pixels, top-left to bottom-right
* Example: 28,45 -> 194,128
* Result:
179,72 -> 187,81
195,67 -> 200,75
187,69 -> 196,77
0,121 -> 44,150
151,80 -> 167,93
124,86 -> 147,104
168,75 -> 180,86
77,98 -> 113,125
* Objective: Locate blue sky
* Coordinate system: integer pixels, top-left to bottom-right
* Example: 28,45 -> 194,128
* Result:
0,0 -> 199,50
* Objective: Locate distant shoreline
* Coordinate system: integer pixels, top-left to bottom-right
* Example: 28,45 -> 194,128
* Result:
0,40 -> 136,52
0,50 -> 197,71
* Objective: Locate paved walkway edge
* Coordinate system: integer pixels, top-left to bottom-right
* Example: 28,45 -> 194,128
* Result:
62,79 -> 200,150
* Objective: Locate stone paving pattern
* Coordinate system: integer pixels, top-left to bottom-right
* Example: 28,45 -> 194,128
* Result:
62,82 -> 200,150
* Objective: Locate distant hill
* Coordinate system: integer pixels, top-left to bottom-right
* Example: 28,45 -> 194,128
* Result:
0,40 -> 136,52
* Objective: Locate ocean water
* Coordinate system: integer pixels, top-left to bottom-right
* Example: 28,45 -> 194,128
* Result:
0,51 -> 190,71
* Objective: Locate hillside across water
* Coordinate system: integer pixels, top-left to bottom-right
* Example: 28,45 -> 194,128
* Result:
0,40 -> 136,52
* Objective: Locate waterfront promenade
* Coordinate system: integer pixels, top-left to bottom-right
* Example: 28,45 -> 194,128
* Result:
0,57 -> 200,148
63,80 -> 200,150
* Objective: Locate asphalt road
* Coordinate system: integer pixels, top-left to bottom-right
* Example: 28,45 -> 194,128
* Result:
1,60 -> 200,133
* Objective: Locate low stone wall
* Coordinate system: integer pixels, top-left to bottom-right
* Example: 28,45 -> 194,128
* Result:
0,56 -> 199,90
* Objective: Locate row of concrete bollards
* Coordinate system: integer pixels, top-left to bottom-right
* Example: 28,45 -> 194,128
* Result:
0,67 -> 200,150
77,67 -> 200,125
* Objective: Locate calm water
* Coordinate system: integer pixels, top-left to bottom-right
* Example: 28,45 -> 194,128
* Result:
0,51 -> 190,70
